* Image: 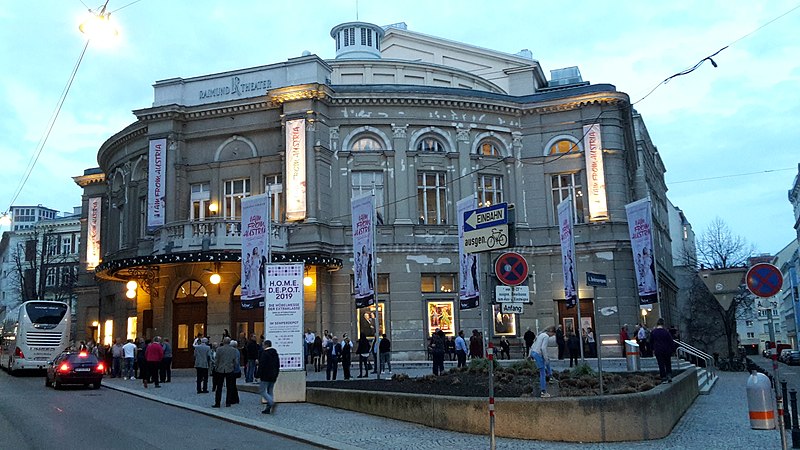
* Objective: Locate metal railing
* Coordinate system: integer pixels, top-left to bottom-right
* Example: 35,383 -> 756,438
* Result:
675,340 -> 716,379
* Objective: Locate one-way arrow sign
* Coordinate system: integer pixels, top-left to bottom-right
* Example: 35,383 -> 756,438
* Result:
463,203 -> 507,232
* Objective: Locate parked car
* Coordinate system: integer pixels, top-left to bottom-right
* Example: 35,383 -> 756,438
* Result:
787,351 -> 800,366
780,349 -> 794,363
45,351 -> 104,389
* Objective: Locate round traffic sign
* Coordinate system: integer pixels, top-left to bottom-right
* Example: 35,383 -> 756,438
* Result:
495,252 -> 528,286
746,263 -> 783,298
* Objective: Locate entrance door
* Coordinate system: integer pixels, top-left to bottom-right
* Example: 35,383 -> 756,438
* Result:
557,298 -> 594,337
172,281 -> 208,368
230,285 -> 264,342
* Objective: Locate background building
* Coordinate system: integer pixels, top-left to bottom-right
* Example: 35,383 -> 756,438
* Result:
75,21 -> 680,365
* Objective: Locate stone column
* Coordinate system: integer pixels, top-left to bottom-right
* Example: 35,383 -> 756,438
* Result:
392,124 -> 413,224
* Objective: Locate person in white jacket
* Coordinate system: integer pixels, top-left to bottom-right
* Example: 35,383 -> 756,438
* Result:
530,326 -> 556,398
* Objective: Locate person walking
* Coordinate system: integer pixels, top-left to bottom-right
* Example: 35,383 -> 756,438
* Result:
530,326 -> 556,398
651,318 -> 677,383
567,331 -> 580,367
326,336 -> 341,381
455,330 -> 468,368
379,334 -> 392,374
159,338 -> 173,383
257,340 -> 280,414
356,334 -> 371,378
193,337 -> 212,393
555,325 -> 566,360
340,335 -> 353,380
523,327 -> 536,358
212,337 -> 237,408
430,329 -> 446,375
111,339 -> 123,378
122,338 -> 136,380
144,337 -> 164,388
245,334 -> 259,383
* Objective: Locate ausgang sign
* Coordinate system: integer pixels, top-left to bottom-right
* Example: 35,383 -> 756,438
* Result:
463,203 -> 509,254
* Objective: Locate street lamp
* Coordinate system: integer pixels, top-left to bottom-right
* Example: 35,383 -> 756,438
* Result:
79,2 -> 119,44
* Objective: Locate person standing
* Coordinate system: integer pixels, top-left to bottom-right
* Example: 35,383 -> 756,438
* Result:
455,330 -> 468,368
135,338 -> 147,380
445,336 -> 456,361
340,335 -> 353,380
144,337 -> 164,388
555,325 -> 566,360
523,327 -> 536,358
122,338 -> 136,380
530,326 -> 556,398
469,329 -> 483,360
567,331 -> 580,367
586,327 -> 596,358
637,324 -> 648,357
193,337 -> 212,393
650,318 -> 676,383
356,334 -> 370,378
229,340 -> 241,405
379,334 -> 392,374
111,339 -> 123,378
620,325 -> 630,358
160,338 -> 173,383
499,336 -> 511,360
326,336 -> 341,381
245,334 -> 259,383
304,330 -> 315,366
430,329 -> 446,375
257,340 -> 280,414
312,335 -> 323,373
212,337 -> 237,408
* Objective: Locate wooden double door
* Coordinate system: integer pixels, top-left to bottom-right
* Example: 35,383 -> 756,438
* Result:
172,300 -> 207,368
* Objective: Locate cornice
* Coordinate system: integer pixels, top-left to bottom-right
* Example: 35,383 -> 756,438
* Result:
72,172 -> 106,187
268,83 -> 331,104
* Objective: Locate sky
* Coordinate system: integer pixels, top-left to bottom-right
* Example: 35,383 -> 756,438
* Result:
1,1 -> 798,255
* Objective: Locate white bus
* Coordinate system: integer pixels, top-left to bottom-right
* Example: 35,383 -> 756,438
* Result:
0,301 -> 71,373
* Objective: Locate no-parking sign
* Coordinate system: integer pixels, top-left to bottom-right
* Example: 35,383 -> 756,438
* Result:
495,252 -> 528,286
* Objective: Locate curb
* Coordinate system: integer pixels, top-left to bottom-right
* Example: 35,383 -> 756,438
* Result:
102,381 -> 361,450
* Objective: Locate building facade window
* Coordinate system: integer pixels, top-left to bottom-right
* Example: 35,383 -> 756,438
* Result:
46,268 -> 57,287
477,174 -> 503,207
417,137 -> 445,152
352,171 -> 385,222
417,172 -> 447,225
176,280 -> 208,299
190,182 -> 211,221
351,136 -> 382,151
549,139 -> 579,155
264,174 -> 284,223
478,141 -> 500,156
745,320 -> 754,327
551,172 -> 584,224
746,332 -> 755,338
421,274 -> 456,293
223,178 -> 250,220
61,235 -> 72,255
139,197 -> 147,238
350,273 -> 390,294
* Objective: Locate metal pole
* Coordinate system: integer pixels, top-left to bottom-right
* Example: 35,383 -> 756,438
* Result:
569,186 -> 584,366
790,389 -> 799,449
769,307 -> 788,450
488,341 -> 496,450
371,184 -> 380,381
482,251 -> 494,450
593,285 -> 604,395
784,380 -> 791,430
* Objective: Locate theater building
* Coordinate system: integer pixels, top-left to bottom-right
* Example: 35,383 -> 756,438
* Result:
74,21 -> 677,366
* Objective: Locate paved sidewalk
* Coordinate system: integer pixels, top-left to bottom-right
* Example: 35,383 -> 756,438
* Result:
102,367 -> 781,450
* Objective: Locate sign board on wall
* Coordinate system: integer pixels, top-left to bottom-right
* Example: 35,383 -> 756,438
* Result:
583,124 -> 608,221
86,197 -> 102,269
285,119 -> 306,221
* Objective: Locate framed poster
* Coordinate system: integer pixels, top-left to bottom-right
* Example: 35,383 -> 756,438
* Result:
357,303 -> 385,339
427,301 -> 455,336
563,317 -> 575,336
580,317 -> 593,334
492,304 -> 516,336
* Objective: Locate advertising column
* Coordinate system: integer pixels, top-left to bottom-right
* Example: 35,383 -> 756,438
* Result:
264,263 -> 305,401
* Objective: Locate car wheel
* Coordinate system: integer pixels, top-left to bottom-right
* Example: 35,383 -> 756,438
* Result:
93,381 -> 101,389
54,379 -> 62,390
45,376 -> 52,387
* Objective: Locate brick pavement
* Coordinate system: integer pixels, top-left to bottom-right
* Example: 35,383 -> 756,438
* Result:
102,365 -> 781,449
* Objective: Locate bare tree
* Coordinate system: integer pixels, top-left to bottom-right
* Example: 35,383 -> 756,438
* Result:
696,217 -> 755,269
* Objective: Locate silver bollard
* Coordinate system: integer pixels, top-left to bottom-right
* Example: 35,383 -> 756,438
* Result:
747,371 -> 776,430
625,340 -> 640,372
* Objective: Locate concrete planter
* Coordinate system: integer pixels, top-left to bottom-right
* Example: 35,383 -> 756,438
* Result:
307,368 -> 698,442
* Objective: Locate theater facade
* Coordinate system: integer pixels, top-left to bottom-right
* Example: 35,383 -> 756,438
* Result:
73,22 -> 677,366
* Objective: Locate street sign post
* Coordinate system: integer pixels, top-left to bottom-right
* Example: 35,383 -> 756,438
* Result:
495,252 -> 529,286
463,203 -> 509,254
586,272 -> 608,287
495,285 -> 530,303
501,303 -> 524,314
746,263 -> 783,298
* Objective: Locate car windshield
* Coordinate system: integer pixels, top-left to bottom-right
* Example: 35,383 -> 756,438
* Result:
26,302 -> 67,325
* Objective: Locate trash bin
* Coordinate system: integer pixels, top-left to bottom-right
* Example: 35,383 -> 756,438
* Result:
625,340 -> 640,371
746,371 -> 775,430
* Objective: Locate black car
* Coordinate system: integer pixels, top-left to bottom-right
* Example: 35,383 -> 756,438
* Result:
786,351 -> 800,366
45,351 -> 104,389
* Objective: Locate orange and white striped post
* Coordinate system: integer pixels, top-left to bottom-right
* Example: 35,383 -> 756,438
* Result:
488,341 -> 495,450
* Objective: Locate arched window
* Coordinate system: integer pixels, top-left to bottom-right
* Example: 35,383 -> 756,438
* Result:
176,280 -> 208,299
417,137 -> 445,152
478,141 -> 500,156
549,139 -> 579,155
351,136 -> 383,151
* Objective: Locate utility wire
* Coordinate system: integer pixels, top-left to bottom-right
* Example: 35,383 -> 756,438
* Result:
669,168 -> 795,185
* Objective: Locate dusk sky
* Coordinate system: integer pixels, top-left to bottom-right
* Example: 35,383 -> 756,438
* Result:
1,1 -> 798,255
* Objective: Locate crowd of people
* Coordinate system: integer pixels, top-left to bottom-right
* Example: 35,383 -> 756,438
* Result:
303,329 -> 392,381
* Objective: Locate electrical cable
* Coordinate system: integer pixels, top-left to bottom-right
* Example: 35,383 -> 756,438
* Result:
668,168 -> 796,185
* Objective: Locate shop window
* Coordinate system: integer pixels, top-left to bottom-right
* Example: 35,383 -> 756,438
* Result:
551,172 -> 585,225
417,172 -> 447,225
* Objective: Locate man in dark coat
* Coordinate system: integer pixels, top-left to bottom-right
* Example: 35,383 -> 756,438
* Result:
555,325 -> 566,360
245,334 -> 259,383
256,340 -> 280,414
326,337 -> 341,380
340,336 -> 353,380
523,327 -> 536,357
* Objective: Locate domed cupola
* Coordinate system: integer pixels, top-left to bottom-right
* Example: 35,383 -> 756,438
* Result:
330,22 -> 384,59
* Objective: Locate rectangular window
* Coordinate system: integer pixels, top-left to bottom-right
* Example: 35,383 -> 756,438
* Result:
47,238 -> 59,257
427,301 -> 455,336
60,266 -> 74,286
763,324 -> 769,333
421,273 -> 456,293
746,320 -> 753,327
357,303 -> 385,339
348,27 -> 355,45
352,171 -> 385,222
264,174 -> 284,223
343,29 -> 349,47
477,175 -> 503,207
361,28 -> 367,45
493,304 -> 517,336
178,324 -> 189,349
551,172 -> 584,224
417,172 -> 447,225
746,332 -> 755,338
61,236 -> 72,255
190,182 -> 211,221
350,273 -> 390,294
46,268 -> 57,287
223,178 -> 250,220
103,319 -> 113,346
139,197 -> 147,238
